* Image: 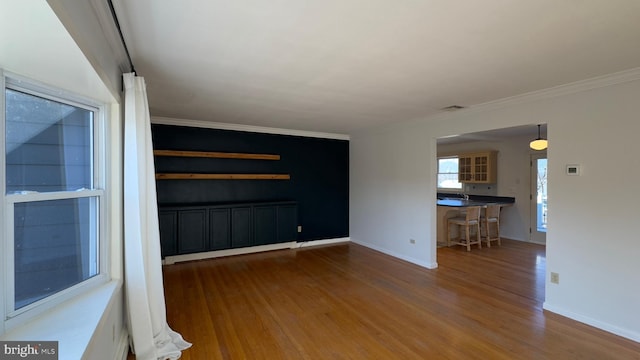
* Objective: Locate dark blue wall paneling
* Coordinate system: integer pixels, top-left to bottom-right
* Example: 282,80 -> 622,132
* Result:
152,124 -> 349,241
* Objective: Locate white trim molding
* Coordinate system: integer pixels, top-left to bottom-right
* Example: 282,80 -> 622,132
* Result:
0,281 -> 124,360
472,67 -> 640,113
151,116 -> 350,140
403,67 -> 640,126
350,239 -> 438,270
163,238 -> 351,265
293,237 -> 350,248
543,302 -> 640,343
115,331 -> 130,360
163,242 -> 295,265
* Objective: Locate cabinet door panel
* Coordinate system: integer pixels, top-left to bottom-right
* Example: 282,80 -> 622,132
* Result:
178,209 -> 207,254
209,209 -> 230,250
159,211 -> 177,257
458,156 -> 473,182
254,206 -> 278,246
231,207 -> 252,248
277,205 -> 298,243
458,152 -> 496,183
474,155 -> 488,182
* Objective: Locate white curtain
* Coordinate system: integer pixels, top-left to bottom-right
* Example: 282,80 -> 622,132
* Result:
123,72 -> 191,360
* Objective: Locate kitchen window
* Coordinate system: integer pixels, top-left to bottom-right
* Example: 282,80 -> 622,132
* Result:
437,156 -> 462,190
1,73 -> 107,331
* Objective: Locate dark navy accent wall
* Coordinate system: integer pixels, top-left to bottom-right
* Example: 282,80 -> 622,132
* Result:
152,124 -> 349,241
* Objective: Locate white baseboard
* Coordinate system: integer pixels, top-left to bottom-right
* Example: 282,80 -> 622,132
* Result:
543,302 -> 640,343
115,330 -> 129,360
293,237 -> 350,248
528,239 -> 547,245
498,237 -> 546,246
164,242 -> 296,264
163,238 -> 351,265
350,239 -> 438,269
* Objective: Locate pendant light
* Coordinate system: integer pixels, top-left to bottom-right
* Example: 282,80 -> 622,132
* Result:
529,124 -> 548,150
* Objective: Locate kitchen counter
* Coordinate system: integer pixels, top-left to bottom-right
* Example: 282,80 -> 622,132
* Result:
437,193 -> 515,207
437,198 -> 514,207
436,194 -> 515,246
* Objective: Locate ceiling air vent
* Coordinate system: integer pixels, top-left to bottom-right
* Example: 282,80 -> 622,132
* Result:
441,105 -> 465,111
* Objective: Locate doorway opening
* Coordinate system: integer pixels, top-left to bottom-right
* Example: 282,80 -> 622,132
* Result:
435,124 -> 548,245
530,154 -> 547,244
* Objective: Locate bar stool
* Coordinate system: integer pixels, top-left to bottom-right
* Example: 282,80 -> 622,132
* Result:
447,206 -> 481,251
482,204 -> 501,247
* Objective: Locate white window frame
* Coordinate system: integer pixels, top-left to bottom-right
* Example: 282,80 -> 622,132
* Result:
0,71 -> 109,334
437,155 -> 463,191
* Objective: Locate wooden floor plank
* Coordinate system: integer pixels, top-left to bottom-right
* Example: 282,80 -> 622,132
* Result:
148,239 -> 640,359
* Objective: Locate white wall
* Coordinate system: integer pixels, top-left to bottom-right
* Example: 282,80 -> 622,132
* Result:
350,71 -> 640,342
543,79 -> 640,341
1,1 -> 127,358
0,2 -> 115,104
47,0 -> 130,100
350,121 -> 437,268
83,286 -> 127,359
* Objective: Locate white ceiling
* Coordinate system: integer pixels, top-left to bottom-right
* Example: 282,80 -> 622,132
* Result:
113,0 -> 640,135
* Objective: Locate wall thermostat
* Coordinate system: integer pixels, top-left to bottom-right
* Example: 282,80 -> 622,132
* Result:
566,164 -> 580,176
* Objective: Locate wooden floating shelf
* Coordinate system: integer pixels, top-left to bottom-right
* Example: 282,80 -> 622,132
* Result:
156,173 -> 291,180
154,150 -> 280,161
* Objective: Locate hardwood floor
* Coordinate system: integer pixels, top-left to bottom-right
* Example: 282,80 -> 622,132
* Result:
157,239 -> 640,359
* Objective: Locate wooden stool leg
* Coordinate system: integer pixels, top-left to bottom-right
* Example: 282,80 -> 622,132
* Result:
485,219 -> 490,248
476,223 -> 481,249
465,225 -> 471,251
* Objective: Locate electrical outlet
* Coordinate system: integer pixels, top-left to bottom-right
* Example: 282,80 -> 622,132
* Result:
409,239 -> 416,244
297,225 -> 302,233
550,272 -> 559,284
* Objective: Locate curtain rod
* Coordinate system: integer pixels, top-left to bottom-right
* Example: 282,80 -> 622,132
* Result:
107,0 -> 136,75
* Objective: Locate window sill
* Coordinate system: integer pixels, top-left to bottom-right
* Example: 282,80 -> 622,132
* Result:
1,280 -> 124,359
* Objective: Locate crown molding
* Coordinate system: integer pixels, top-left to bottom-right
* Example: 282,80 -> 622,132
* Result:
475,67 -> 640,110
412,67 -> 640,124
151,116 -> 350,141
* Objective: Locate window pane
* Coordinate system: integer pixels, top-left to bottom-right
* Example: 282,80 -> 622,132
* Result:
5,89 -> 93,193
437,158 -> 462,189
14,197 -> 98,310
438,158 -> 459,174
437,174 -> 462,189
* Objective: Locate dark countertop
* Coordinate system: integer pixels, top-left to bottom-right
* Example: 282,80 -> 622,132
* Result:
436,193 -> 515,208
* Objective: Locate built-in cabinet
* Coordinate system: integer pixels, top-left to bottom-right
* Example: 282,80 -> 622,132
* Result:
458,151 -> 497,183
158,201 -> 298,258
